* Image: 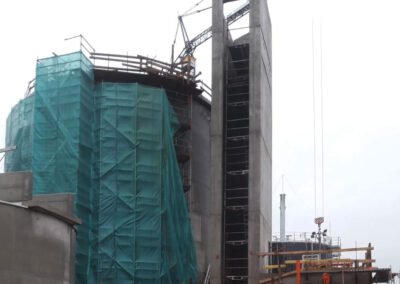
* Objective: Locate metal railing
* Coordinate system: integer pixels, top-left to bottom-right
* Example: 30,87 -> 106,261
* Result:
24,78 -> 35,98
65,34 -> 95,60
272,232 -> 341,248
91,52 -> 198,83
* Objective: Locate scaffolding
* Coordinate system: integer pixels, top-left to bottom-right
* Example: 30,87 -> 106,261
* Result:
91,53 -> 198,83
5,52 -> 198,284
223,43 -> 250,283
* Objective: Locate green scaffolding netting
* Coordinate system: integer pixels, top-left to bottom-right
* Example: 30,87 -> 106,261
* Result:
32,52 -> 94,283
90,83 -> 196,283
5,51 -> 197,284
5,95 -> 34,172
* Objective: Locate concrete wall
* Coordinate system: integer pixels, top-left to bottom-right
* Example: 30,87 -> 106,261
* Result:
0,171 -> 32,202
190,99 -> 211,281
209,0 -> 227,282
248,0 -> 272,282
24,193 -> 75,216
0,172 -> 79,284
209,0 -> 272,282
0,202 -> 77,284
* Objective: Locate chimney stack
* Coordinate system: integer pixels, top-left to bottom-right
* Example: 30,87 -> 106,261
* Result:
280,193 -> 286,241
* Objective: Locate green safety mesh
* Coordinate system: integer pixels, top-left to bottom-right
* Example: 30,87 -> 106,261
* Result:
5,95 -> 34,172
5,52 -> 197,284
90,83 -> 196,283
32,52 -> 95,283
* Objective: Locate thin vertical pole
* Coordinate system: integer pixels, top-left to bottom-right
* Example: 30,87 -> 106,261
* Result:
341,268 -> 345,284
296,260 -> 301,284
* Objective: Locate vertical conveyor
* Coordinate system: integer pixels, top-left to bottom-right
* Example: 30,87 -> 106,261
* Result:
223,44 -> 250,283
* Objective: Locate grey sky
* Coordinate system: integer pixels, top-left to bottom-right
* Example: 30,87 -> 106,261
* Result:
0,0 -> 399,277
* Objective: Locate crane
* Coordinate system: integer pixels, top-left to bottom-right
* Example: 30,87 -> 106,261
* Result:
171,1 -> 250,66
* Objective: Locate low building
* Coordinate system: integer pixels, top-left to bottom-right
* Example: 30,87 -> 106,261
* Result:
0,171 -> 80,284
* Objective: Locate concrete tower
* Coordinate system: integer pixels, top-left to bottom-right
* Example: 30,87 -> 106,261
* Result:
208,0 -> 272,283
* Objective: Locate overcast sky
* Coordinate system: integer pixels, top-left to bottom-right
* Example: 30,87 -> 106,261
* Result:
0,0 -> 399,277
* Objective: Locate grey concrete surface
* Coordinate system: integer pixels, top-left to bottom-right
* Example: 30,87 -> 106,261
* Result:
190,100 -> 211,282
208,0 -> 227,282
248,0 -> 272,282
0,201 -> 78,284
0,171 -> 80,283
23,193 -> 74,216
209,0 -> 272,282
0,171 -> 33,202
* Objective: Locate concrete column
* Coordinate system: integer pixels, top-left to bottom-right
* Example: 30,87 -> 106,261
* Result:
280,193 -> 286,241
208,0 -> 226,282
248,0 -> 272,282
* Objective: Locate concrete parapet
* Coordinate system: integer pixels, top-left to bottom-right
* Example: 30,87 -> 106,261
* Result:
23,193 -> 74,217
0,171 -> 33,202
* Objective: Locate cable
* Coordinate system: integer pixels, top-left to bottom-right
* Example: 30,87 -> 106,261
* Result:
173,22 -> 180,45
312,0 -> 327,219
312,7 -> 317,219
181,0 -> 206,16
171,21 -> 180,63
284,175 -> 312,205
182,6 -> 212,17
319,0 -> 325,218
272,175 -> 283,195
228,26 -> 250,31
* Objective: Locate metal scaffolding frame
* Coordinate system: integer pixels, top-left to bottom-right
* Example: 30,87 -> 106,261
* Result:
223,44 -> 250,283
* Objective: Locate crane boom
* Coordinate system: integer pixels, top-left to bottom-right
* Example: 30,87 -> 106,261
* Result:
174,1 -> 249,63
